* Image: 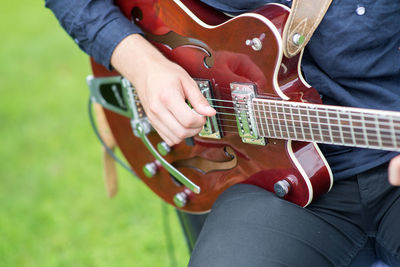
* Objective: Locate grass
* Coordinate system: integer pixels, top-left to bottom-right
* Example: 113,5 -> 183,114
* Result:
0,1 -> 189,266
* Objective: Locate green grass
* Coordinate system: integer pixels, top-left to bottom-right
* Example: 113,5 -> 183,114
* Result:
0,1 -> 189,266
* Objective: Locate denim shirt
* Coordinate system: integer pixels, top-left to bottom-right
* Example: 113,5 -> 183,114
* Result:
46,0 -> 400,180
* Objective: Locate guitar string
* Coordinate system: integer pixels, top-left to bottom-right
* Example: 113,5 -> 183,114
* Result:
191,126 -> 399,151
253,120 -> 400,141
252,117 -> 399,133
115,98 -> 399,149
129,91 -> 400,121
251,112 -> 400,139
216,123 -> 400,143
217,103 -> 400,128
127,105 -> 400,141
129,98 -> 400,134
211,103 -> 400,129
128,93 -> 400,127
125,94 -> 400,140
107,95 -> 399,146
129,90 -> 399,117
129,90 -> 396,119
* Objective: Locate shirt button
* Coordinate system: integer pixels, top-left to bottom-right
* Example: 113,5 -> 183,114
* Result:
356,6 -> 366,16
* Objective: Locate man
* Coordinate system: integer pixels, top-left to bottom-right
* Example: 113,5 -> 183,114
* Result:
46,0 -> 400,266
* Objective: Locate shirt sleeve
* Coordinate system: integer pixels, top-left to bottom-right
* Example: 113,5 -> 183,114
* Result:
45,0 -> 142,69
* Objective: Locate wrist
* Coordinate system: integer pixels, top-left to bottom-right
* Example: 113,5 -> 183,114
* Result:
110,34 -> 166,81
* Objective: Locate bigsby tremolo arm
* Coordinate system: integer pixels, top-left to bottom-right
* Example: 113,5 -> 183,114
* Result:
87,75 -> 201,194
135,122 -> 200,194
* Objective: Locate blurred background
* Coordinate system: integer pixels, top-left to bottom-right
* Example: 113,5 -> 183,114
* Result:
0,1 -> 189,266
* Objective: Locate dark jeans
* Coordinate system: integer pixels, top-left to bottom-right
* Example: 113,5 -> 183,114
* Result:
188,163 -> 400,267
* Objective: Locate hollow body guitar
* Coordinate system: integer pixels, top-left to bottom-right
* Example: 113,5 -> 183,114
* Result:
88,0 -> 400,213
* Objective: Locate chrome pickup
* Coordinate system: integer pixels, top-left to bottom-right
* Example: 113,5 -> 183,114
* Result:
195,79 -> 221,139
231,83 -> 265,146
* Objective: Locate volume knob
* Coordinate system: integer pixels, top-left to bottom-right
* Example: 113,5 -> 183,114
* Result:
157,141 -> 171,156
173,192 -> 188,208
274,180 -> 291,198
143,162 -> 158,178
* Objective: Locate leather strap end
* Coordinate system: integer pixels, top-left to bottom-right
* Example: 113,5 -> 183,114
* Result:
103,147 -> 118,198
282,0 -> 332,58
94,103 -> 119,198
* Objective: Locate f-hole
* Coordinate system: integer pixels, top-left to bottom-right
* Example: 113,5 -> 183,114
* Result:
131,6 -> 143,23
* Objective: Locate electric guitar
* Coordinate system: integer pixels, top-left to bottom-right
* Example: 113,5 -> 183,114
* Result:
87,0 -> 400,213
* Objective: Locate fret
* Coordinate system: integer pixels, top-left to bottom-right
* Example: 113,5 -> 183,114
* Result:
374,114 -> 383,148
390,115 -> 397,149
255,101 -> 265,137
306,106 -> 315,142
378,116 -> 394,148
288,103 -> 298,140
262,101 -> 272,137
297,105 -> 307,140
281,102 -> 291,139
253,99 -> 400,151
334,110 -> 345,145
268,102 -> 278,138
393,119 -> 400,149
339,111 -> 353,145
326,109 -> 341,144
325,108 -> 334,143
274,102 -> 284,139
309,108 -> 322,142
364,115 -> 380,147
361,113 -> 370,147
350,113 -> 366,147
349,113 -> 357,146
316,108 -> 325,143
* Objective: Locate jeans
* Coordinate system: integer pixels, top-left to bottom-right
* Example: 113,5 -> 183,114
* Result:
188,163 -> 400,267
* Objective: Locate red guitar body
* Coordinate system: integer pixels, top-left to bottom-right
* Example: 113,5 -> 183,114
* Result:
90,0 -> 333,213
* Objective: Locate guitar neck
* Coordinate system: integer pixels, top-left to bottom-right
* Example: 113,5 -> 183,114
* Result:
252,99 -> 400,152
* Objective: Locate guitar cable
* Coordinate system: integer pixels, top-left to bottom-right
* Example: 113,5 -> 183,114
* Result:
88,98 -> 179,267
87,98 -> 137,177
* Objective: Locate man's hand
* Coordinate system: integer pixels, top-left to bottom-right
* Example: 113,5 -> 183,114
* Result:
110,34 -> 215,146
389,155 -> 400,186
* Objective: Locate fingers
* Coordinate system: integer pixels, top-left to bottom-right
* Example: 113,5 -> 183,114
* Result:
113,40 -> 215,146
139,67 -> 214,146
388,155 -> 400,186
181,78 -> 216,117
148,104 -> 203,146
161,82 -> 206,130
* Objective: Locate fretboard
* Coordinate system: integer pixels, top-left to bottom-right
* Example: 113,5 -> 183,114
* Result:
252,99 -> 400,152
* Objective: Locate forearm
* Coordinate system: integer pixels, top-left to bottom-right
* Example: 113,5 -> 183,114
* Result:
47,1 -> 214,146
110,34 -> 166,86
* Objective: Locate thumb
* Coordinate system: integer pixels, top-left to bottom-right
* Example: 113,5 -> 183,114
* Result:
388,155 -> 400,186
182,79 -> 216,117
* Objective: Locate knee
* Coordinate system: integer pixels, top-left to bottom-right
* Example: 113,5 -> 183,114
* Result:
375,239 -> 400,266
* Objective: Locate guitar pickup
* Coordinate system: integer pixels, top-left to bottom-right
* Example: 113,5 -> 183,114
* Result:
231,83 -> 265,146
195,79 -> 221,139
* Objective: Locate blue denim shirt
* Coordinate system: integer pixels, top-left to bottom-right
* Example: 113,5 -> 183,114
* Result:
46,0 -> 400,180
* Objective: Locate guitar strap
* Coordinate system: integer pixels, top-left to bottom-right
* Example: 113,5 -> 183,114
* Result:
282,0 -> 332,58
94,103 -> 119,198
